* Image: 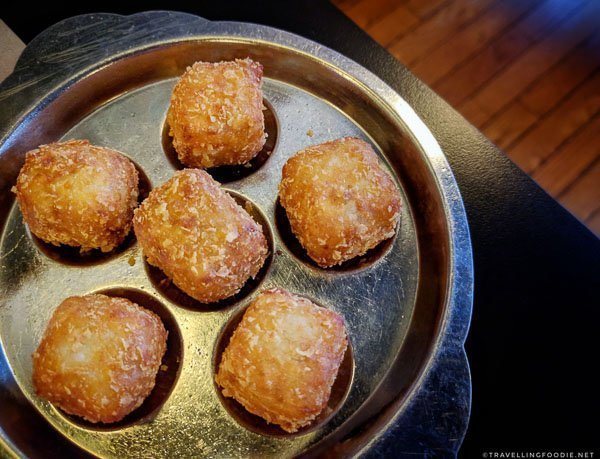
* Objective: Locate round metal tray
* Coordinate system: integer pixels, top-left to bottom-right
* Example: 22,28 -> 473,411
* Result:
0,11 -> 473,458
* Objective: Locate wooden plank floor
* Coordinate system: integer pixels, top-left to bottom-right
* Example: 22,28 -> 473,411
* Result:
333,0 -> 600,237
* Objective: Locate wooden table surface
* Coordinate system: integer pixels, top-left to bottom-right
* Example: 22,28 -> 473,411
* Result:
334,0 -> 600,237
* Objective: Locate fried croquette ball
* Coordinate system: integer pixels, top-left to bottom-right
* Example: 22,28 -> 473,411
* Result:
133,169 -> 268,303
167,58 -> 266,168
32,294 -> 168,424
279,137 -> 401,267
216,288 -> 348,433
12,140 -> 139,252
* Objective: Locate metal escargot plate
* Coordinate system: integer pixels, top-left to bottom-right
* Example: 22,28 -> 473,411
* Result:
0,11 -> 473,458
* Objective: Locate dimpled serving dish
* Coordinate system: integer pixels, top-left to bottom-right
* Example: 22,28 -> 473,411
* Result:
0,11 -> 473,458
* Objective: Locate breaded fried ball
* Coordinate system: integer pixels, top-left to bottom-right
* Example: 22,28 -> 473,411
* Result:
167,58 -> 266,168
133,169 -> 268,303
32,294 -> 168,424
279,137 -> 401,267
216,288 -> 348,433
13,140 -> 139,252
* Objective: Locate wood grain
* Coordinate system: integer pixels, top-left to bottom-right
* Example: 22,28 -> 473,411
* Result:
332,0 -> 600,237
559,158 -> 600,222
481,31 -> 600,150
405,0 -> 449,19
433,0 -> 585,106
533,115 -> 600,197
458,0 -> 600,127
366,5 -> 420,47
409,0 -> 538,85
520,31 -> 600,116
345,0 -> 401,28
586,210 -> 600,236
481,101 -> 537,150
388,0 -> 496,66
508,69 -> 600,173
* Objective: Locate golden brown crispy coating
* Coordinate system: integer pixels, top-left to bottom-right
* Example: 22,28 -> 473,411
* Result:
133,169 -> 268,303
279,137 -> 401,267
215,288 -> 348,433
167,58 -> 266,168
32,294 -> 167,424
13,140 -> 139,252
